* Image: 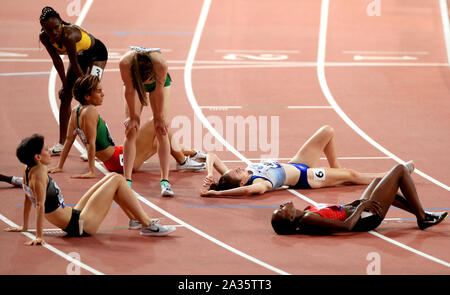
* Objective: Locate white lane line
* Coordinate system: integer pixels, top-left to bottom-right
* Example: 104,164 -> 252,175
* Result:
344,50 -> 429,55
439,0 -> 450,66
0,214 -> 104,275
317,0 -> 449,192
91,161 -> 287,275
221,156 -> 390,163
0,0 -> 104,276
184,0 -> 291,275
317,0 -> 449,268
200,105 -> 333,110
354,55 -> 418,61
370,231 -> 450,267
182,0 -> 450,273
44,0 -> 289,277
215,49 -> 300,53
0,0 -> 102,276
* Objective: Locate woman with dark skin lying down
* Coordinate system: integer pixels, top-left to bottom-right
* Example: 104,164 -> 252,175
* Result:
271,162 -> 447,234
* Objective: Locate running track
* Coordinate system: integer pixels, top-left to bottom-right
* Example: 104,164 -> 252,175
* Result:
0,0 -> 449,275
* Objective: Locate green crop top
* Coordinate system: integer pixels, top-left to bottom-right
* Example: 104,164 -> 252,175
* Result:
74,105 -> 115,151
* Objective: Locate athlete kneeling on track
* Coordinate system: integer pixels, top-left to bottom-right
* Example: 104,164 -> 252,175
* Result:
49,75 -> 206,179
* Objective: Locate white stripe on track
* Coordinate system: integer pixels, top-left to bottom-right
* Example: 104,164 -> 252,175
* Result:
317,0 -> 449,268
0,214 -> 104,275
439,0 -> 450,67
0,2 -> 105,276
317,1 -> 449,192
46,0 -> 289,276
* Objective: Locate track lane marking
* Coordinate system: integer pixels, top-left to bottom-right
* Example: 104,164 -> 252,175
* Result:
317,0 -> 449,268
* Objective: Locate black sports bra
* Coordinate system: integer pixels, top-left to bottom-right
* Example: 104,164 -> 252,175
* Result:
23,168 -> 65,214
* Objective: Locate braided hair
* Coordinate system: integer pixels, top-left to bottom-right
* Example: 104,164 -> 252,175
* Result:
39,6 -> 70,26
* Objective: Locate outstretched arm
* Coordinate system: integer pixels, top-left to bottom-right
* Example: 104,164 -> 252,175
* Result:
72,107 -> 98,178
49,110 -> 77,173
200,180 -> 272,197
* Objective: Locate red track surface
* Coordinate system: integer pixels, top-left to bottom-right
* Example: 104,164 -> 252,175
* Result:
0,0 -> 449,275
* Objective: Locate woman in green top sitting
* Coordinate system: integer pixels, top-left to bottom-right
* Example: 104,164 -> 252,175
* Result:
49,75 -> 206,179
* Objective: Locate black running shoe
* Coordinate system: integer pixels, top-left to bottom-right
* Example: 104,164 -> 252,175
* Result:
418,211 -> 448,230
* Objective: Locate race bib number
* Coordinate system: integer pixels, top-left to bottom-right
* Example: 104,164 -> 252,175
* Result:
312,168 -> 326,182
119,154 -> 124,167
90,65 -> 103,79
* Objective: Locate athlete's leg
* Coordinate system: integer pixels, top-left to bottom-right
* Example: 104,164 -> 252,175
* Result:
288,125 -> 340,168
357,177 -> 414,213
149,86 -> 171,181
133,118 -> 158,171
78,173 -> 152,234
308,167 -> 385,189
364,164 -> 426,220
123,91 -> 144,180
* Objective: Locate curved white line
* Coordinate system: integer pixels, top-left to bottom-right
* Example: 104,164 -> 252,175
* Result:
0,0 -> 107,276
439,0 -> 450,66
318,0 -> 449,268
317,1 -> 449,192
184,0 -> 250,166
47,0 -> 288,276
183,0 -> 290,275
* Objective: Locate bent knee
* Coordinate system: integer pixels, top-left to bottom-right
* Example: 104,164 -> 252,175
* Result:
319,125 -> 335,137
392,164 -> 408,175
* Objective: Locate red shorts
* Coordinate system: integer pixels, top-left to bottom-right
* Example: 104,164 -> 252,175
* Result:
102,146 -> 124,173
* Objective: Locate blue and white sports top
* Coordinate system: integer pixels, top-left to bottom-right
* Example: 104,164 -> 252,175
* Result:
246,161 -> 286,190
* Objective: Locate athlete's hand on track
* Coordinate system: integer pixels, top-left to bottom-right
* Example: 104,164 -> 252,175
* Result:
25,237 -> 45,246
71,172 -> 96,179
48,167 -> 62,174
4,225 -> 26,232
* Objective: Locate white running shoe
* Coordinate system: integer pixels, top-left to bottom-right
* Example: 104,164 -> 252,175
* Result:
191,150 -> 207,162
177,156 -> 206,171
11,176 -> 23,187
140,219 -> 176,236
128,219 -> 142,230
160,180 -> 174,197
50,143 -> 64,156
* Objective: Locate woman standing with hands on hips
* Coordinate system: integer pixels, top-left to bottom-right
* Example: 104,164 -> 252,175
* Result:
119,47 -> 173,196
39,7 -> 108,155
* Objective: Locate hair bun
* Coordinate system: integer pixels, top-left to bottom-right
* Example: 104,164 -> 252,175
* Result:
41,6 -> 54,13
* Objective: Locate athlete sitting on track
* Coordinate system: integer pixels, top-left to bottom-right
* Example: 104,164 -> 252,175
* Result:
200,125 -> 386,197
4,134 -> 175,245
39,7 -> 108,155
49,75 -> 206,179
271,162 -> 448,234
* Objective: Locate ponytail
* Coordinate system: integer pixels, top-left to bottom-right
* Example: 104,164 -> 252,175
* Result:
130,52 -> 154,106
